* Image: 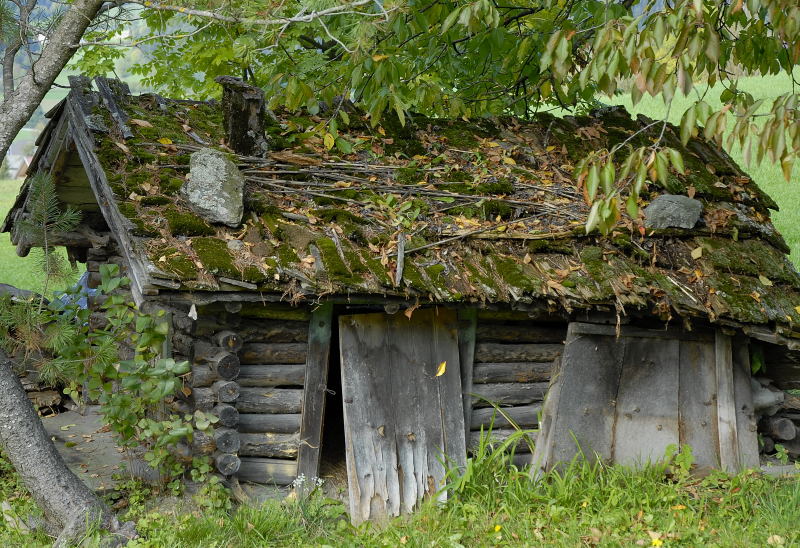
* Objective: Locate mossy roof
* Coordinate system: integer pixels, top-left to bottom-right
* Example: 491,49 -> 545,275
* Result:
6,77 -> 800,332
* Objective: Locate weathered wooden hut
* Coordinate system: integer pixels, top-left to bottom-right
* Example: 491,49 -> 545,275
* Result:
5,76 -> 800,522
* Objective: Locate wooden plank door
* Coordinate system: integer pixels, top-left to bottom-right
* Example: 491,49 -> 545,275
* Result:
339,308 -> 466,524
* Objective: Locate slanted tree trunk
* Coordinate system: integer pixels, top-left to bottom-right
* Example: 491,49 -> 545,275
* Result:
0,350 -> 134,546
0,0 -> 104,161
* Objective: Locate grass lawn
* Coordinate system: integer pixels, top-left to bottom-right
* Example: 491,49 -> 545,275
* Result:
0,179 -> 81,294
611,71 -> 800,263
1,442 -> 799,547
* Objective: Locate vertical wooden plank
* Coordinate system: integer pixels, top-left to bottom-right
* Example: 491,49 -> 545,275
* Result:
391,314 -> 424,514
296,303 -> 332,493
432,309 -> 467,480
715,331 -> 739,473
339,313 -> 397,524
732,339 -> 760,469
531,356 -> 562,476
678,339 -> 720,469
613,337 -> 680,466
543,322 -> 626,467
458,309 -> 477,452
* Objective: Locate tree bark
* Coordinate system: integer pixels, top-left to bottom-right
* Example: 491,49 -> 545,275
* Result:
0,0 -> 105,161
0,350 -> 133,546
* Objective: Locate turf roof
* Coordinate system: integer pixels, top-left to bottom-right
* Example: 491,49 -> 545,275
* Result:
6,77 -> 800,330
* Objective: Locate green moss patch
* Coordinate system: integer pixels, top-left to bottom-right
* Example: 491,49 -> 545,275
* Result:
116,203 -> 158,237
696,237 -> 800,285
140,196 -> 171,206
316,237 -> 363,285
191,237 -> 267,283
163,206 -> 215,236
149,246 -> 198,279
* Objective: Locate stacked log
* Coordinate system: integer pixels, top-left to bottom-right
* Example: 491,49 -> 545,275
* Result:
167,301 -> 311,483
467,320 -> 565,456
231,318 -> 306,484
182,302 -> 309,485
753,377 -> 800,459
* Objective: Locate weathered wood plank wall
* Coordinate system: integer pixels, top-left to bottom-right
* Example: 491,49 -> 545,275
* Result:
532,323 -> 760,474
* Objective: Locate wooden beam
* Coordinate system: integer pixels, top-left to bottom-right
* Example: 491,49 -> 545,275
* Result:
474,343 -> 562,363
237,364 -> 305,387
296,302 -> 333,493
476,324 -> 566,344
238,413 -> 301,434
715,331 -> 739,473
236,388 -> 303,414
239,343 -> 307,365
458,308 -> 477,452
473,362 -> 553,383
471,382 -> 549,407
240,432 -> 300,458
732,339 -> 760,469
470,404 -> 540,430
237,457 -> 297,485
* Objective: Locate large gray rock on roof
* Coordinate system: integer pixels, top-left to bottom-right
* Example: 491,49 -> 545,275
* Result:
643,194 -> 703,229
183,148 -> 244,227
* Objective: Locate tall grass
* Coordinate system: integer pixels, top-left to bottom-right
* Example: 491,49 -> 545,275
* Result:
2,431 -> 799,547
128,436 -> 800,547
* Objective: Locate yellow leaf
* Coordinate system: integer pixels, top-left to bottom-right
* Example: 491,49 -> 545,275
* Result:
794,305 -> 800,314
494,525 -> 502,532
372,54 -> 389,62
333,181 -> 353,188
157,137 -> 173,145
377,127 -> 386,136
323,133 -> 335,150
503,156 -> 516,165
435,361 -> 447,377
486,141 -> 500,148
546,145 -> 556,151
671,504 -> 686,510
758,274 -> 773,287
691,246 -> 703,259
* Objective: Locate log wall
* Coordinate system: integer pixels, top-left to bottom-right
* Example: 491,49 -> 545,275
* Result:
172,302 -> 309,485
466,318 -> 565,456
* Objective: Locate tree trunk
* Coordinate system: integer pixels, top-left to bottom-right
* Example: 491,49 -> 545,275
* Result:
0,0 -> 104,161
0,350 -> 134,546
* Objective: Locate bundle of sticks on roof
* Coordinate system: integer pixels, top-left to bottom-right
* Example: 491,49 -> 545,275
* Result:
753,377 -> 800,458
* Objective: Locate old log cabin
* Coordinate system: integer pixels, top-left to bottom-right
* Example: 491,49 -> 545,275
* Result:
5,76 -> 800,522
